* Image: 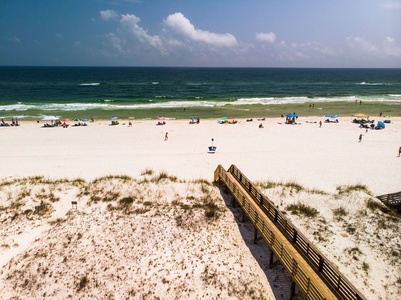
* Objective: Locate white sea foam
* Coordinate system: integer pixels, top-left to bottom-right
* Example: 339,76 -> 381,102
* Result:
1,94 -> 399,113
0,103 -> 37,111
359,82 -> 388,86
79,83 -> 100,86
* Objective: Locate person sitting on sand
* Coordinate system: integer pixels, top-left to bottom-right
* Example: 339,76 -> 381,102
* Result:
259,123 -> 264,128
398,147 -> 401,157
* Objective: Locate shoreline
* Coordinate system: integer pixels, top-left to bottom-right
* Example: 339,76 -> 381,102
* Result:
1,101 -> 400,121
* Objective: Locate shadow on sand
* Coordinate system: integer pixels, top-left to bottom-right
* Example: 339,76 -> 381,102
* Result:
215,182 -> 306,300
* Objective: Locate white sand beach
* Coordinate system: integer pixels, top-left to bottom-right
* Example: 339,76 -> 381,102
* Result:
0,116 -> 400,299
1,117 -> 400,194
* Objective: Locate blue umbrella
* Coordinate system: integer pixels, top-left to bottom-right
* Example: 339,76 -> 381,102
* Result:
110,116 -> 118,120
286,113 -> 298,118
378,121 -> 385,129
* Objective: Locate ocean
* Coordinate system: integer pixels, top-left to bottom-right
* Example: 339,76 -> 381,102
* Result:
0,67 -> 400,120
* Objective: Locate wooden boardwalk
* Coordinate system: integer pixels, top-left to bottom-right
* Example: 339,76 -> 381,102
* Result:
214,164 -> 367,300
377,191 -> 401,212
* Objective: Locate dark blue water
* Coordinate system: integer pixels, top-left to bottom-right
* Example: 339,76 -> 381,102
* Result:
0,67 -> 400,116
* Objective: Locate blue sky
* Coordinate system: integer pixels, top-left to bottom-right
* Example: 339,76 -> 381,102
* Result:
1,0 -> 401,67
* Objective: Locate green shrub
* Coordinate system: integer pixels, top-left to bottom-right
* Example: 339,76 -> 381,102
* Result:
286,203 -> 319,218
119,197 -> 135,206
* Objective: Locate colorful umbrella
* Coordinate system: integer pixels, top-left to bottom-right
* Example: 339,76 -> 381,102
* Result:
42,116 -> 59,121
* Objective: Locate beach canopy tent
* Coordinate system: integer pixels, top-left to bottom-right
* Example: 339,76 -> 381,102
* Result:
110,116 -> 119,125
156,116 -> 166,125
189,116 -> 199,124
325,114 -> 338,118
285,113 -> 298,124
352,113 -> 368,118
42,116 -> 59,121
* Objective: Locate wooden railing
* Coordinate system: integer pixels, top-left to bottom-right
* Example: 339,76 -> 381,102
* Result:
214,164 -> 367,300
377,191 -> 401,212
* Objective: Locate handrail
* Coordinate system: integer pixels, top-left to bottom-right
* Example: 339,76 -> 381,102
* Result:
218,164 -> 366,300
215,165 -> 334,300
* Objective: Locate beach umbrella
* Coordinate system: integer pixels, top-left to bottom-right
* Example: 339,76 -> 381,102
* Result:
81,118 -> 88,123
286,113 -> 298,118
42,116 -> 59,121
63,118 -> 70,122
110,116 -> 118,120
221,116 -> 228,120
378,121 -> 385,129
352,113 -> 368,118
157,116 -> 164,120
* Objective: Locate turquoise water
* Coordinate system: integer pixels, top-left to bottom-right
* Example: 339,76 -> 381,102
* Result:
0,67 -> 400,119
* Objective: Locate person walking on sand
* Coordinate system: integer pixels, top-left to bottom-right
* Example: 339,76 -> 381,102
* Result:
165,132 -> 168,141
319,120 -> 322,128
359,134 -> 363,143
398,147 -> 401,157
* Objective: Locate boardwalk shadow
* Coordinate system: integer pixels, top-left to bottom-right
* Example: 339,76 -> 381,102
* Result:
216,183 -> 306,300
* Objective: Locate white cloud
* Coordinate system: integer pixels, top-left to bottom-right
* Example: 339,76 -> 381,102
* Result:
347,36 -> 378,53
381,2 -> 401,9
256,32 -> 276,43
385,36 -> 395,43
119,14 -> 163,49
100,10 -> 119,21
346,36 -> 401,60
56,33 -> 64,39
164,12 -> 237,47
383,36 -> 401,57
106,33 -> 125,54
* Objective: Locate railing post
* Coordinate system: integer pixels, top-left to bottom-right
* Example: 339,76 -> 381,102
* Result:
292,231 -> 298,244
290,280 -> 296,300
269,247 -> 274,268
318,256 -> 324,272
254,226 -> 258,244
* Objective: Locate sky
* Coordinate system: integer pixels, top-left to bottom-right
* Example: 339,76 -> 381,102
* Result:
1,0 -> 401,68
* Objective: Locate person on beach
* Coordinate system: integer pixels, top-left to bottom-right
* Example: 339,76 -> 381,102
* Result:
359,134 -> 363,143
90,115 -> 94,122
165,132 -> 168,141
319,120 -> 322,128
398,147 -> 401,157
128,120 -> 132,127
